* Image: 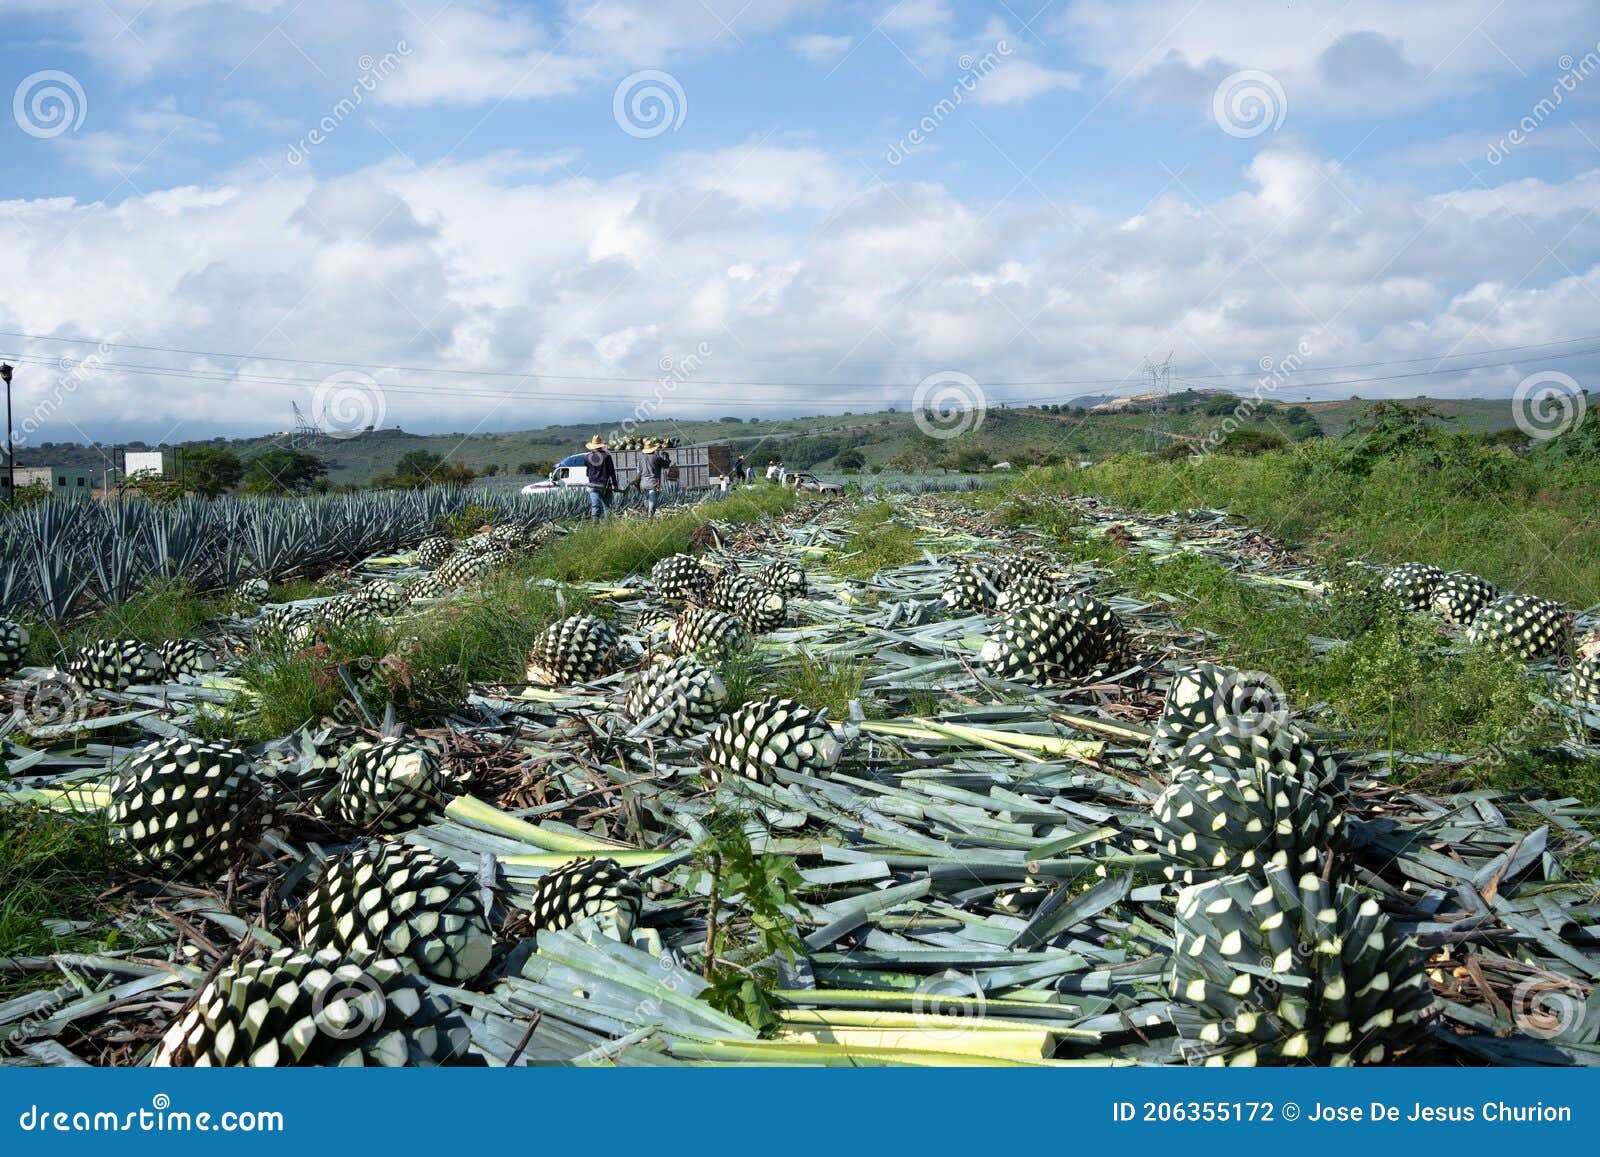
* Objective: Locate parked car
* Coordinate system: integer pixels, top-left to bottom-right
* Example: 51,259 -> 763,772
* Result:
784,471 -> 844,495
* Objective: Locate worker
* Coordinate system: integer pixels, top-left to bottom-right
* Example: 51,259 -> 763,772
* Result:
641,437 -> 672,517
716,472 -> 730,493
733,454 -> 746,484
777,461 -> 787,486
765,460 -> 777,481
584,433 -> 617,519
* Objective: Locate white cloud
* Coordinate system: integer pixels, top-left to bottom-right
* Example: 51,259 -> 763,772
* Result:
1062,0 -> 1594,113
5,140 -> 1600,442
790,33 -> 854,65
3,0 -> 813,103
970,57 -> 1080,106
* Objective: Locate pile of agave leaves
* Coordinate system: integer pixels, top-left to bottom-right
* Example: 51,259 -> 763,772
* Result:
2,491 -> 1598,1067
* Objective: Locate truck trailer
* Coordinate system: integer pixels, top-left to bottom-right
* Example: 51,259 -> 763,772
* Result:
522,443 -> 733,494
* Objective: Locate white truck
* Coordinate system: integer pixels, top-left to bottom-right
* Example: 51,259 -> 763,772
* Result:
521,444 -> 734,495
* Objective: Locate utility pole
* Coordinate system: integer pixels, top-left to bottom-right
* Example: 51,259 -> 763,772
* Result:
1,362 -> 13,504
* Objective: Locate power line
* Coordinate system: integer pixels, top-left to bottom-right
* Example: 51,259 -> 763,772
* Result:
5,328 -> 1600,391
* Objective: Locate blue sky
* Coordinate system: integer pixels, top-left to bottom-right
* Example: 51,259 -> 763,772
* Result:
3,0 -> 1600,442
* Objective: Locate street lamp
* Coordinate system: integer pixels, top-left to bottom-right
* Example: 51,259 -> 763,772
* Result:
1,362 -> 13,505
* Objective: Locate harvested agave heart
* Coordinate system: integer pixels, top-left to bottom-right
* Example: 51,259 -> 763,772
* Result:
704,696 -> 842,784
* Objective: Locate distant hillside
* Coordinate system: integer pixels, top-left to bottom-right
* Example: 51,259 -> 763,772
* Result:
12,395 -> 1527,487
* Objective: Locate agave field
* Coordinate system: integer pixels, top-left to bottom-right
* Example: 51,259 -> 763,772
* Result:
0,486 -> 704,623
1,485 -> 1598,1067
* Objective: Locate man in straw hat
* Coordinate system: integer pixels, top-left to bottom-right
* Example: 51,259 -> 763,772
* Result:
641,437 -> 672,517
584,433 -> 618,519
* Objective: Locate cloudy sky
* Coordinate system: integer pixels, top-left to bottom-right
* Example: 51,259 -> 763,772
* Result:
2,0 -> 1599,443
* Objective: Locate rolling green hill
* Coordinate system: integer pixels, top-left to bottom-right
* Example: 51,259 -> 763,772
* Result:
13,394 -> 1530,488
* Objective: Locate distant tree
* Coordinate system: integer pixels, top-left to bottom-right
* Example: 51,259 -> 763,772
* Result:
481,463 -> 500,476
518,460 -> 553,476
719,416 -> 743,423
944,446 -> 990,473
182,446 -> 244,497
1217,427 -> 1289,456
395,450 -> 444,481
834,448 -> 866,470
244,449 -> 326,495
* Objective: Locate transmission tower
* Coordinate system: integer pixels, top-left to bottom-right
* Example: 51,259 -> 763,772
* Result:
1141,353 -> 1173,453
290,401 -> 323,447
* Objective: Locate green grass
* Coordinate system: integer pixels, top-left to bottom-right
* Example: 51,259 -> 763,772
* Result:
24,579 -> 231,665
1069,545 -> 1562,784
227,488 -> 802,738
771,651 -> 868,720
1007,436 -> 1600,606
0,808 -> 119,993
829,502 -> 920,579
532,488 -> 798,583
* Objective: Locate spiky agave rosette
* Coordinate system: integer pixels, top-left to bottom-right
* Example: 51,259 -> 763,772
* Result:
1151,722 -> 1347,885
705,696 -> 842,784
1466,593 -> 1573,660
296,842 -> 492,983
153,948 -> 475,1067
1170,865 -> 1433,1066
521,857 -> 644,941
525,614 -> 621,685
234,577 -> 270,602
623,654 -> 727,736
110,738 -> 270,877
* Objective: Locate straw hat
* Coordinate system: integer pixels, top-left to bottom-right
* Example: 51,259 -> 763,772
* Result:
586,433 -> 607,450
642,437 -> 660,451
